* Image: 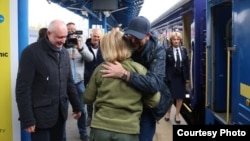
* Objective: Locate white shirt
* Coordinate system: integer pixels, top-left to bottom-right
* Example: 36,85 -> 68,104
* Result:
174,47 -> 182,62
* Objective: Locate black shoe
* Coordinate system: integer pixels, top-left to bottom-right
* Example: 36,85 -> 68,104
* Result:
175,118 -> 181,124
86,117 -> 92,126
80,135 -> 89,141
164,117 -> 169,122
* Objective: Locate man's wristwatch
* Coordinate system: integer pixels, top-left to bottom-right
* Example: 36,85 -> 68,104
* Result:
121,71 -> 128,81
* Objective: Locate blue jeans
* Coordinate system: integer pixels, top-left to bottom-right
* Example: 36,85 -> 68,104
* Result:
139,108 -> 156,141
62,81 -> 88,141
75,81 -> 88,137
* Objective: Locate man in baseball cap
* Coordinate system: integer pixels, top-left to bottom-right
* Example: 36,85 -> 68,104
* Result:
124,16 -> 151,51
125,16 -> 151,40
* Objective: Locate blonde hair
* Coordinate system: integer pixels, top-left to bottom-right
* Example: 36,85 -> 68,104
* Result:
100,30 -> 132,62
169,31 -> 182,46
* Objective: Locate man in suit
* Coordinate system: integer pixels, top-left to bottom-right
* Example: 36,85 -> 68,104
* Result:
16,19 -> 82,141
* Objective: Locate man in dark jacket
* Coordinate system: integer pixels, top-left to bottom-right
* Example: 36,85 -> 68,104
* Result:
15,19 -> 82,141
101,16 -> 168,141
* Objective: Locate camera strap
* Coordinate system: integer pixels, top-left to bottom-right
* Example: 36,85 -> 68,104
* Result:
71,48 -> 77,83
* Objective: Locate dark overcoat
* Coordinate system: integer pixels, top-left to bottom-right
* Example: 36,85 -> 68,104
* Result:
16,37 -> 81,129
165,46 -> 189,99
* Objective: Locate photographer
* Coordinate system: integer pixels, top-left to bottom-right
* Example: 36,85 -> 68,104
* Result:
63,22 -> 93,141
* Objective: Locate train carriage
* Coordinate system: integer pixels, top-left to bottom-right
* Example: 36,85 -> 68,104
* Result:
205,0 -> 250,125
152,0 -> 250,125
151,0 -> 207,124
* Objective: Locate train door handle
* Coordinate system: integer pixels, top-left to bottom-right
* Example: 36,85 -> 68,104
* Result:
246,99 -> 250,107
227,45 -> 236,52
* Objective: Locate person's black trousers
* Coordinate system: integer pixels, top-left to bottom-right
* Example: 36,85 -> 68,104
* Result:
31,114 -> 65,141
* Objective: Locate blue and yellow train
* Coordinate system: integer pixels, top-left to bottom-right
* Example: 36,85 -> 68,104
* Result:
152,0 -> 250,125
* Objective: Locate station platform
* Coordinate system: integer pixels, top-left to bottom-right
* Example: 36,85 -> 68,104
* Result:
65,104 -> 187,141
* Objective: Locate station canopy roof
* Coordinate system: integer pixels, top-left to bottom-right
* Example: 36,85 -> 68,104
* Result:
49,0 -> 144,30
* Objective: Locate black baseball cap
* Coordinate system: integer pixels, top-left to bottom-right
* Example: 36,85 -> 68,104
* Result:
125,16 -> 151,40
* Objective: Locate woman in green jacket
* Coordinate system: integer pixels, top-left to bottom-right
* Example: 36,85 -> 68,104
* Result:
83,29 -> 160,141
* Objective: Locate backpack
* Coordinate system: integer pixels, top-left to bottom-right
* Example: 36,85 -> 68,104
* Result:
151,81 -> 173,122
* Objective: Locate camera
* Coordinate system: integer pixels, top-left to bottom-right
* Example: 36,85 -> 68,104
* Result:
64,30 -> 83,48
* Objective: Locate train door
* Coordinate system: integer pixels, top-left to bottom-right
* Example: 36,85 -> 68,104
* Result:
206,1 -> 232,124
231,0 -> 250,124
213,4 -> 232,113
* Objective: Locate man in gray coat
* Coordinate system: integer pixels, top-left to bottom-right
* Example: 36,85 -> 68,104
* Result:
15,19 -> 82,141
64,22 -> 93,141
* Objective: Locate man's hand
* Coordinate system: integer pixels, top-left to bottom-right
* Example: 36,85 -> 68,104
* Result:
25,125 -> 36,133
101,61 -> 125,78
72,111 -> 81,120
75,37 -> 83,50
